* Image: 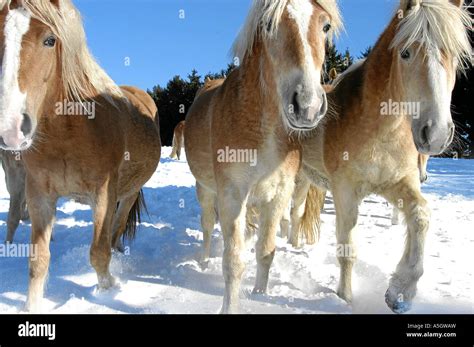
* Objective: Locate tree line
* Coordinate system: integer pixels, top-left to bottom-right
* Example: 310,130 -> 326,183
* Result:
148,42 -> 473,158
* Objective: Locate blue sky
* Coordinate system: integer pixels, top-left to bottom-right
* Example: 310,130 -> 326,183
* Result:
75,0 -> 399,90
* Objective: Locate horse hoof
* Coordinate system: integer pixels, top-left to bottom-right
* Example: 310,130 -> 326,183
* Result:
337,289 -> 352,304
252,287 -> 267,295
385,290 -> 412,314
97,275 -> 118,291
199,259 -> 210,270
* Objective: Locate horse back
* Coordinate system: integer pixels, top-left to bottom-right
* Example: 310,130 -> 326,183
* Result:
121,86 -> 158,121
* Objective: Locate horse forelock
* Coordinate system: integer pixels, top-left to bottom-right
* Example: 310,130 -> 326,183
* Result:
232,0 -> 342,61
17,0 -> 124,104
391,0 -> 472,72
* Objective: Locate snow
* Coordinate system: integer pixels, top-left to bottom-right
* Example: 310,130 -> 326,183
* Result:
0,148 -> 472,314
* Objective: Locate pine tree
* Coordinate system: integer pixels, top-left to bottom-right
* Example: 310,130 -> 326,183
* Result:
359,46 -> 373,59
324,44 -> 353,83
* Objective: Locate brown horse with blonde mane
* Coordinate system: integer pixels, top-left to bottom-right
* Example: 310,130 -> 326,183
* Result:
0,0 -> 161,312
290,0 -> 471,313
185,0 -> 342,313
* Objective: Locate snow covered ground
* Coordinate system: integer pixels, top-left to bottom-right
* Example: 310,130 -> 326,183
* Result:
0,148 -> 472,314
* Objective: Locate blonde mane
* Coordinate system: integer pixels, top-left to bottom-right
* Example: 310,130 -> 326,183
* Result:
232,0 -> 343,61
391,0 -> 473,71
1,0 -> 124,103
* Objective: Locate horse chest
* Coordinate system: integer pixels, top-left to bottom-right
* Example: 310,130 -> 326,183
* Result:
351,149 -> 409,190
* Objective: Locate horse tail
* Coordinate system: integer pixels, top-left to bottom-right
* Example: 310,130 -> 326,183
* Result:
299,185 -> 326,245
123,190 -> 148,241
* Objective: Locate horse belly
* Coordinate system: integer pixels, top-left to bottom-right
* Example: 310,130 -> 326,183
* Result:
185,109 -> 216,192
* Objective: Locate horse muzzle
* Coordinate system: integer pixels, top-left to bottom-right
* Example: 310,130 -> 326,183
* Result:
0,113 -> 34,151
285,91 -> 328,131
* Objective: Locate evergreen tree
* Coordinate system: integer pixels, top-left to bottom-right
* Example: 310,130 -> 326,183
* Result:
324,44 -> 353,83
448,0 -> 473,158
359,46 -> 373,59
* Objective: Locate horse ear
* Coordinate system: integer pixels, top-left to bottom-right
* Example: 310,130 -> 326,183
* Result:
401,0 -> 420,11
329,68 -> 338,81
449,0 -> 463,8
50,0 -> 60,8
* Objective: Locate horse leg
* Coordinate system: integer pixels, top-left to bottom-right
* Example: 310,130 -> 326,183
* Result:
20,179 -> 29,222
177,134 -> 183,160
111,192 -> 139,252
383,177 -> 429,313
391,206 -> 401,225
217,182 -> 249,314
91,182 -> 117,290
4,161 -> 26,243
279,201 -> 291,240
6,192 -> 22,244
289,175 -> 311,247
170,136 -> 176,159
196,183 -> 216,263
253,180 -> 294,294
333,180 -> 361,303
25,181 -> 56,312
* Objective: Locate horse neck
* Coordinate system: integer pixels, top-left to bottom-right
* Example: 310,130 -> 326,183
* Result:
356,18 -> 407,130
38,82 -> 96,133
238,42 -> 280,127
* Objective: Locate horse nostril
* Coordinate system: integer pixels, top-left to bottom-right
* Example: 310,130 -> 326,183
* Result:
21,113 -> 32,136
420,125 -> 430,145
291,92 -> 300,118
0,137 -> 6,148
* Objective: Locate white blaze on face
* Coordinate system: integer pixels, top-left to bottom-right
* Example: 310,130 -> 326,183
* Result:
0,7 -> 31,134
426,52 -> 452,125
286,0 -> 323,109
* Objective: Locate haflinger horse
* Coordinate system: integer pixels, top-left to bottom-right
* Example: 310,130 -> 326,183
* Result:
293,0 -> 471,313
289,152 -> 430,247
0,150 -> 29,243
185,0 -> 342,313
170,120 -> 185,160
0,0 -> 161,312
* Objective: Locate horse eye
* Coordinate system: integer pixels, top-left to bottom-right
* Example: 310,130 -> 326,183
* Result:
401,50 -> 411,60
43,36 -> 56,47
323,23 -> 331,33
